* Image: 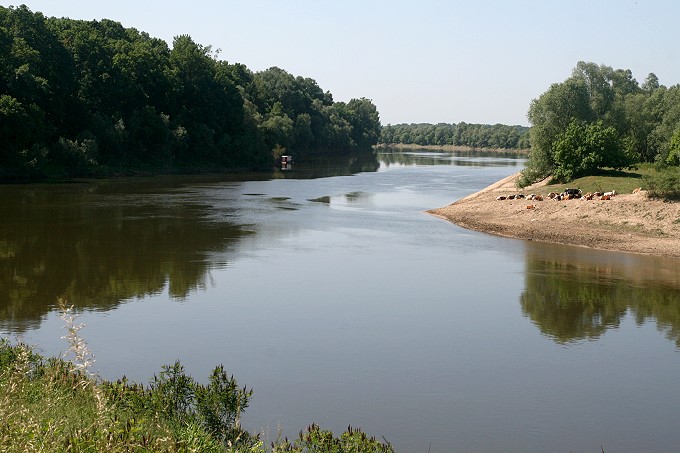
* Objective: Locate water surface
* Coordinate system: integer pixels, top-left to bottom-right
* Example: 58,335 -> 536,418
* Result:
1,149 -> 679,452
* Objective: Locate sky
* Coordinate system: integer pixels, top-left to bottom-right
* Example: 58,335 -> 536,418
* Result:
4,0 -> 680,126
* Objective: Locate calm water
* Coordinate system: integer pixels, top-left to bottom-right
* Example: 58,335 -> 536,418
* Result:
2,149 -> 680,452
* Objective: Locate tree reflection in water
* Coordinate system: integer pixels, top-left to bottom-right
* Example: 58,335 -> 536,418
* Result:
520,242 -> 680,346
0,152 -> 381,334
0,181 -> 250,333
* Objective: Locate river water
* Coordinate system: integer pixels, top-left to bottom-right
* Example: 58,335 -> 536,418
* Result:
1,149 -> 679,452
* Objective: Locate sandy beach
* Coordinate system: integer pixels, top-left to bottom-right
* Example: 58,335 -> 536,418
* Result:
427,172 -> 680,258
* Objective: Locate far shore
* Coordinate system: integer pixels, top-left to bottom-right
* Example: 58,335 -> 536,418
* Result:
427,172 -> 680,258
376,143 -> 530,153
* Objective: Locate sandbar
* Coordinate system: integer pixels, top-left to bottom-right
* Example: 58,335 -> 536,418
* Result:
427,172 -> 680,258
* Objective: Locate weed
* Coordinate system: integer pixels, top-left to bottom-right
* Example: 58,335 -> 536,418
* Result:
0,299 -> 392,452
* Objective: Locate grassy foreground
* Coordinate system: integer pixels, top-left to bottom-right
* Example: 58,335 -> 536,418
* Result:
0,302 -> 393,452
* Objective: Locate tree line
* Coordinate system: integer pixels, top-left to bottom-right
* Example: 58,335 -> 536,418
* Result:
380,122 -> 531,150
0,5 -> 381,181
520,61 -> 680,186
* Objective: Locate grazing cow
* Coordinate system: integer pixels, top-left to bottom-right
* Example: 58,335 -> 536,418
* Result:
633,187 -> 642,194
604,190 -> 616,197
526,204 -> 536,209
496,196 -> 506,201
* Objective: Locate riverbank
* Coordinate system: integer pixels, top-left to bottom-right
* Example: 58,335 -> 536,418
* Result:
0,336 -> 393,452
427,172 -> 680,258
377,143 -> 529,153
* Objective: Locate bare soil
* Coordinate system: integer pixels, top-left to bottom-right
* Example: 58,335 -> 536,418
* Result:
427,172 -> 680,258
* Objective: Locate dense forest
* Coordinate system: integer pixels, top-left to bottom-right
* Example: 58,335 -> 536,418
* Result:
519,61 -> 680,186
0,5 -> 381,181
380,122 -> 530,150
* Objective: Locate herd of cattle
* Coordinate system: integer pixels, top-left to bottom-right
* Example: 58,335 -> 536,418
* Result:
496,187 -> 643,209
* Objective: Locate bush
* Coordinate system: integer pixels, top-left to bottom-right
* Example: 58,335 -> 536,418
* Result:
1,302 -> 390,452
272,424 -> 394,453
643,166 -> 680,199
105,360 -> 258,449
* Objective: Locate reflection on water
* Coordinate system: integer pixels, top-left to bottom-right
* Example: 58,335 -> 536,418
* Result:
1,148 -> 678,344
521,242 -> 680,346
274,151 -> 380,179
378,147 -> 526,168
2,149 -> 680,452
0,182 -> 251,333
0,152 -> 382,333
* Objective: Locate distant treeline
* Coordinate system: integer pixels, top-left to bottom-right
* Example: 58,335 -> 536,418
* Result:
0,5 -> 381,181
380,122 -> 531,149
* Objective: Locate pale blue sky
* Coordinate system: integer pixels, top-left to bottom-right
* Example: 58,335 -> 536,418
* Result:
5,0 -> 679,126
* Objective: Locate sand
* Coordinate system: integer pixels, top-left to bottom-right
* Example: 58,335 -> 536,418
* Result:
427,172 -> 680,258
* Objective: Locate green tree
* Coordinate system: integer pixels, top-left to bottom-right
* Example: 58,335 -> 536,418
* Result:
0,95 -> 47,177
260,102 -> 294,150
294,112 -> 314,151
520,77 -> 593,185
649,86 -> 680,164
346,97 -> 381,149
623,89 -> 665,162
641,72 -> 660,93
0,5 -> 380,180
551,120 -> 629,182
665,129 -> 680,166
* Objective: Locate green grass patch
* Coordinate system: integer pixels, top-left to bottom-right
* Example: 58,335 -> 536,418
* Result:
542,166 -> 649,194
538,164 -> 680,200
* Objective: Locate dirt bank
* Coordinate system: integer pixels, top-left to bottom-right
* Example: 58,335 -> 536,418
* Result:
427,172 -> 680,258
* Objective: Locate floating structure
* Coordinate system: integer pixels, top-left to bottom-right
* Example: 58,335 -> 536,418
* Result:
279,155 -> 293,171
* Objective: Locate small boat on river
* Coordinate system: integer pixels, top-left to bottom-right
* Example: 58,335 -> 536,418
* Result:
279,155 -> 293,171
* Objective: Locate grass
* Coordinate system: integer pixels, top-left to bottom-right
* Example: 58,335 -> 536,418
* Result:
0,299 -> 394,452
542,166 -> 649,194
540,164 -> 680,199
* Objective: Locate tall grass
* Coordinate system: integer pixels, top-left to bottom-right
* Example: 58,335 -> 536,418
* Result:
0,300 -> 394,452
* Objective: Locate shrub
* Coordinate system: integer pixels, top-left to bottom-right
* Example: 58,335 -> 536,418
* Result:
272,424 -> 394,453
643,166 -> 680,199
0,301 -> 390,452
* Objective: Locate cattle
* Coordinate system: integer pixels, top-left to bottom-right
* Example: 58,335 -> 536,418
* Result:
633,187 -> 642,194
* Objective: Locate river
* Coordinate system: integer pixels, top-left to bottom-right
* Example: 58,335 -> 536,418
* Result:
1,148 -> 679,452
